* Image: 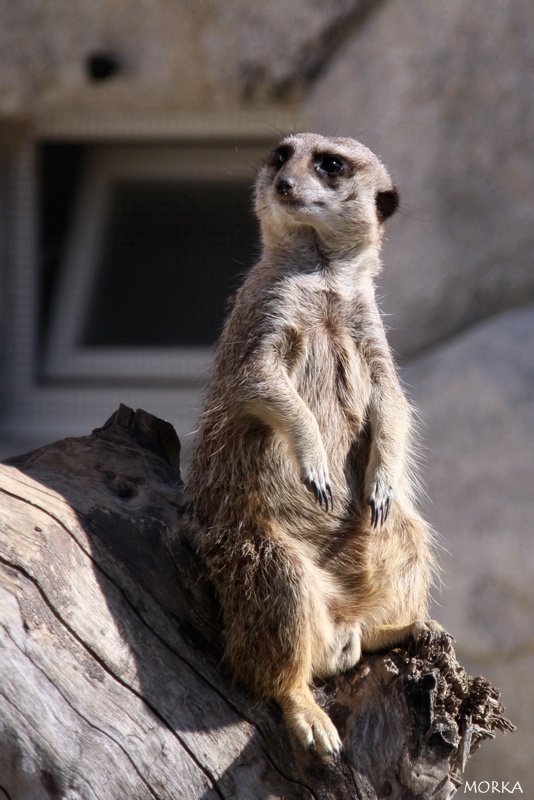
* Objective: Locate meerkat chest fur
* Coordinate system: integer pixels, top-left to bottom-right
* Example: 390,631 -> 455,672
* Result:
254,273 -> 373,451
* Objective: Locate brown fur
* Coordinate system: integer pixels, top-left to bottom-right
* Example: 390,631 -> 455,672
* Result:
183,133 -> 438,757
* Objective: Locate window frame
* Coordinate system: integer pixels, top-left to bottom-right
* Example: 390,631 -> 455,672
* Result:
0,110 -> 294,444
44,144 -> 264,383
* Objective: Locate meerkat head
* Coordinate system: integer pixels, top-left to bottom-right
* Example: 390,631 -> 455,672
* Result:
255,132 -> 399,256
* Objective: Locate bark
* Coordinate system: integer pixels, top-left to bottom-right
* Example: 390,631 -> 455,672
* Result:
0,405 -> 514,800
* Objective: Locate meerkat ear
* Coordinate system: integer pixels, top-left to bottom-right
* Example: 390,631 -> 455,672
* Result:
376,187 -> 399,222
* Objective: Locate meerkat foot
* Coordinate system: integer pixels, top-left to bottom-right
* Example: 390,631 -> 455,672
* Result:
391,619 -> 448,647
408,618 -> 447,638
280,689 -> 342,758
363,619 -> 448,653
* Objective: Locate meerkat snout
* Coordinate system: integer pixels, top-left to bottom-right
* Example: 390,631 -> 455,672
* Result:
276,176 -> 296,197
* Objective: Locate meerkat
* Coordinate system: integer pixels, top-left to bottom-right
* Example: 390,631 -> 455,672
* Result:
183,132 -> 439,758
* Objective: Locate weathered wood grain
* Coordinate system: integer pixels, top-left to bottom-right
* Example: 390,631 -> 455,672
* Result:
0,405 -> 514,799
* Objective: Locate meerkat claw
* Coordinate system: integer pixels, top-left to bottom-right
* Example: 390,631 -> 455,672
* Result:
369,498 -> 378,528
327,484 -> 334,511
318,485 -> 334,512
302,469 -> 333,512
305,480 -> 329,512
367,482 -> 393,528
305,478 -> 320,505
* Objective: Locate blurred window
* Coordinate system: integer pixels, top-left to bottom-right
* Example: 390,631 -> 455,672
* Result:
41,144 -> 261,382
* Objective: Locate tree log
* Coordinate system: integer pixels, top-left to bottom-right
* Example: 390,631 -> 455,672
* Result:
0,405 -> 514,800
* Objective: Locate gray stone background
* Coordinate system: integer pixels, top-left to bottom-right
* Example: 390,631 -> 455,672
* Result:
1,0 -> 532,791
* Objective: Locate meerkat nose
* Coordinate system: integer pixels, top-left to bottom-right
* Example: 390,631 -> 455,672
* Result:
276,177 -> 296,196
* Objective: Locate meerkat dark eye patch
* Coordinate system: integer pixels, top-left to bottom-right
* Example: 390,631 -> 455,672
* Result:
376,187 -> 399,221
316,154 -> 345,176
270,144 -> 293,169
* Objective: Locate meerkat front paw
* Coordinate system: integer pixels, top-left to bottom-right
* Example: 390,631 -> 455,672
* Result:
365,473 -> 394,528
301,463 -> 334,512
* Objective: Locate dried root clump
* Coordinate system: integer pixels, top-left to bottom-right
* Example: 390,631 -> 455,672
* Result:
319,631 -> 515,799
407,632 -> 516,785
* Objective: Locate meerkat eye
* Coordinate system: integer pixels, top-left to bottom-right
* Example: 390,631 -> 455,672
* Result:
318,155 -> 344,175
272,145 -> 292,169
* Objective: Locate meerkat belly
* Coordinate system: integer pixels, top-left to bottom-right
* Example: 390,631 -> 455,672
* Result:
297,329 -> 371,460
273,327 -> 373,535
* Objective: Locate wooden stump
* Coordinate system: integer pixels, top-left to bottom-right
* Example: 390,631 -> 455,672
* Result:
0,405 -> 514,799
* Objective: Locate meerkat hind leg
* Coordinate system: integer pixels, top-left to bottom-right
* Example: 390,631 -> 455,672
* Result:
274,571 -> 345,756
218,534 -> 342,757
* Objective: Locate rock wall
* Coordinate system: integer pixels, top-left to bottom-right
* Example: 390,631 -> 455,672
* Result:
306,0 -> 534,358
0,0 -> 371,113
406,307 -> 534,787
